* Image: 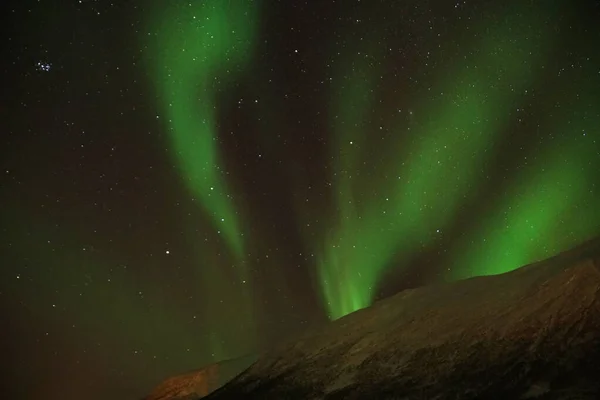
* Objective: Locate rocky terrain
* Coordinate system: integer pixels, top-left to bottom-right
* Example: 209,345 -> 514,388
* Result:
141,354 -> 256,400
203,237 -> 600,399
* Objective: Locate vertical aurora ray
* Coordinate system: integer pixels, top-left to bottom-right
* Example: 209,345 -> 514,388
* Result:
144,1 -> 261,359
319,5 -> 558,320
317,42 -> 382,319
146,1 -> 259,264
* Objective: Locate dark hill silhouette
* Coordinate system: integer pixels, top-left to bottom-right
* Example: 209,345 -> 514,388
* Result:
202,236 -> 600,399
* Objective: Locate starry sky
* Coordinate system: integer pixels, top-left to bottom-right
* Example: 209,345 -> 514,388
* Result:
2,0 -> 600,399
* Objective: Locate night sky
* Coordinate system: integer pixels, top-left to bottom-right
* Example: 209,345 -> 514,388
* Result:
2,0 -> 600,399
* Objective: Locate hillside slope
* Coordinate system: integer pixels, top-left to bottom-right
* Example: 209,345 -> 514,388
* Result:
206,237 -> 600,400
141,354 -> 256,400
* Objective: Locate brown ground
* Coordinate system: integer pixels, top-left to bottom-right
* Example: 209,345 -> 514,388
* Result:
205,236 -> 600,400
141,354 -> 256,400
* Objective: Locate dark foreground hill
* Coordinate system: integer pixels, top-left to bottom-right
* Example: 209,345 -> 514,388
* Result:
141,354 -> 256,400
203,237 -> 600,400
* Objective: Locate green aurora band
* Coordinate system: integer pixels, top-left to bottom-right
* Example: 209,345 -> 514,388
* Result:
146,1 -> 259,264
446,92 -> 600,281
318,4 -> 587,320
144,1 -> 598,324
145,1 -> 261,358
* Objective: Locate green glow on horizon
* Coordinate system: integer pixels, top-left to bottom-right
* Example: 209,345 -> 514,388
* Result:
318,6 -> 557,320
3,209 -> 204,374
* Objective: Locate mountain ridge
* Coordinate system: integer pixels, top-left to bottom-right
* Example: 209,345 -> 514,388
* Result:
203,236 -> 600,399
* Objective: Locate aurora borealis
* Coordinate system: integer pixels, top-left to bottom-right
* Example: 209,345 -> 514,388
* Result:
2,1 -> 600,399
317,3 -> 560,318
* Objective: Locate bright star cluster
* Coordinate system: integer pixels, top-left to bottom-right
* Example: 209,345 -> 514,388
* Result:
36,61 -> 52,71
2,0 -> 599,399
